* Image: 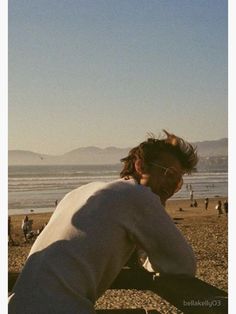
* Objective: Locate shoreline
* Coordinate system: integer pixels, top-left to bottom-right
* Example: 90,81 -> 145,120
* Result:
8,196 -> 227,216
8,207 -> 54,216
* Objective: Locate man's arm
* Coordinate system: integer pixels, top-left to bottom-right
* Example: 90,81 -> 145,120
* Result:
129,192 -> 196,277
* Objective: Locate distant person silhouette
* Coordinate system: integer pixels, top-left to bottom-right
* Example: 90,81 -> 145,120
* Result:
21,215 -> 30,242
223,200 -> 228,215
8,216 -> 14,245
190,190 -> 194,206
204,197 -> 209,210
216,200 -> 223,217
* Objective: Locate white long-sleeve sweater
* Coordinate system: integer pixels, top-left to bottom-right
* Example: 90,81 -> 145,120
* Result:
9,179 -> 196,314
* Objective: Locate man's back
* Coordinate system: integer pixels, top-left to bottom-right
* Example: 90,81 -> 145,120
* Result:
9,178 -> 196,314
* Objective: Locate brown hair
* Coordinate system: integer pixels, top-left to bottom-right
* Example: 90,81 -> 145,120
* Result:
120,130 -> 198,181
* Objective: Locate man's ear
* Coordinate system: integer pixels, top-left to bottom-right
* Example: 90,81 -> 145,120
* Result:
134,159 -> 144,175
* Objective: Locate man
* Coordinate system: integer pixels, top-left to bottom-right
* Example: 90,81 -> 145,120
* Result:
216,200 -> 223,217
223,199 -> 228,215
9,130 -> 198,314
204,197 -> 209,210
190,190 -> 194,207
8,216 -> 14,245
21,215 -> 30,243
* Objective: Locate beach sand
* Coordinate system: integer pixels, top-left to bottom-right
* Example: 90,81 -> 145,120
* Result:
8,197 -> 228,313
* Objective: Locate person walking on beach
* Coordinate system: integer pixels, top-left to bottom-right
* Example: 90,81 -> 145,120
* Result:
223,200 -> 228,215
8,216 -> 14,245
9,130 -> 198,314
190,189 -> 194,206
216,200 -> 223,217
204,197 -> 209,210
21,215 -> 30,242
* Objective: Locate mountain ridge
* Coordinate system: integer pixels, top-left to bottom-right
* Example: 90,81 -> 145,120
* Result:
9,138 -> 228,166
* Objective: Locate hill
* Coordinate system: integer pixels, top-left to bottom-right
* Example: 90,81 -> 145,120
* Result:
9,138 -> 228,169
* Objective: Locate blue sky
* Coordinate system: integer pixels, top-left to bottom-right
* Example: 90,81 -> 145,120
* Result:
9,0 -> 227,155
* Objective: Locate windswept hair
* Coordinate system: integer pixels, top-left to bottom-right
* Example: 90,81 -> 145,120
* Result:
120,130 -> 198,180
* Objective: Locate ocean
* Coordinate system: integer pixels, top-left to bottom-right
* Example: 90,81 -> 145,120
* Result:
8,165 -> 228,215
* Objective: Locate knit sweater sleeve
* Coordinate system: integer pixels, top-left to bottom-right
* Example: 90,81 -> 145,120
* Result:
128,188 -> 196,277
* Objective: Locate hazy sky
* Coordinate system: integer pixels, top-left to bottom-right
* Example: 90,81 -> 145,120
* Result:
9,0 -> 227,155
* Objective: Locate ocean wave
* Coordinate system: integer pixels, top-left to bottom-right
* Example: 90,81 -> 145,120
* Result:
8,167 -> 228,212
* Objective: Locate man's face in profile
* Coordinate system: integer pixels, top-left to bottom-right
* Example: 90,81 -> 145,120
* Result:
142,152 -> 184,205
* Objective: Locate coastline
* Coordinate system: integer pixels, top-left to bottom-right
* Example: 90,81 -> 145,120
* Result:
8,195 -> 227,216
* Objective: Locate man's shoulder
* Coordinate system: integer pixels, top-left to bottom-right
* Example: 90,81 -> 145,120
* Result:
105,179 -> 161,205
104,178 -> 149,194
67,179 -> 158,204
